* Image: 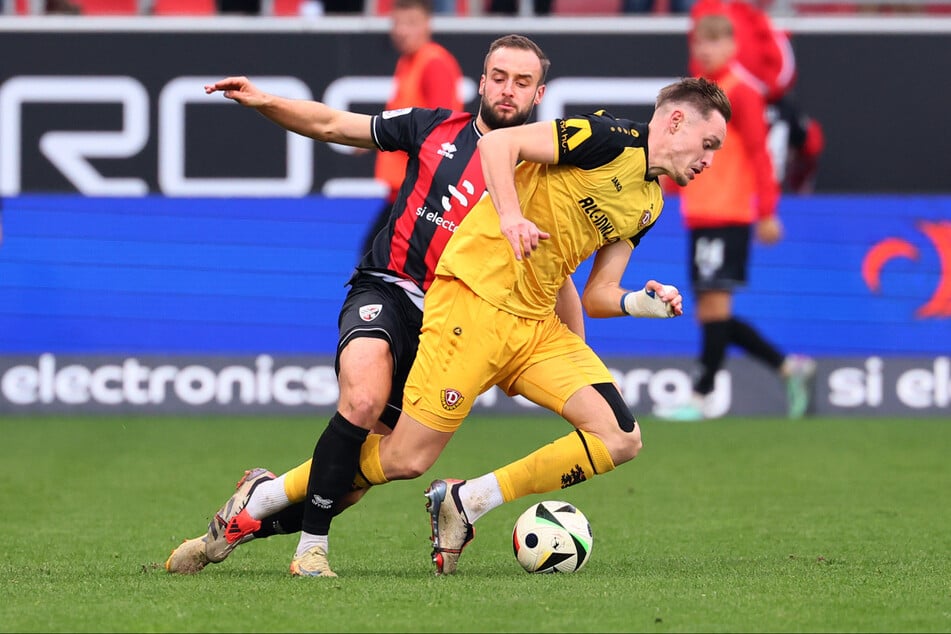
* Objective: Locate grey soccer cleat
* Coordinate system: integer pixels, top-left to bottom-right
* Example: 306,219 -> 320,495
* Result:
205,467 -> 275,562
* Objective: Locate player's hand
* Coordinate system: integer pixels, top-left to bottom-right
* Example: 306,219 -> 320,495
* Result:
644,279 -> 683,317
204,76 -> 268,108
756,216 -> 783,245
499,212 -> 549,260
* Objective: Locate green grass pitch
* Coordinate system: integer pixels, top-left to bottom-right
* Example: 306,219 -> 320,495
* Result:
2,414 -> 949,633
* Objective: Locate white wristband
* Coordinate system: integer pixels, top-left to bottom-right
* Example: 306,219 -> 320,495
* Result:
621,288 -> 675,318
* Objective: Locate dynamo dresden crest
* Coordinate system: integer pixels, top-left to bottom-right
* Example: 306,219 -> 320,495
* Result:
359,304 -> 382,322
440,388 -> 465,411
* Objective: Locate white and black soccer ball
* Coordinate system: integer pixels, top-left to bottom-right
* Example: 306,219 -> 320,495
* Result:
512,500 -> 593,573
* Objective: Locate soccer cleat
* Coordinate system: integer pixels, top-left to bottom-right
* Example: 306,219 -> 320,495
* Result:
289,545 -> 338,577
205,467 -> 275,563
784,354 -> 817,420
165,535 -> 211,574
653,402 -> 705,422
424,479 -> 474,576
654,393 -> 706,422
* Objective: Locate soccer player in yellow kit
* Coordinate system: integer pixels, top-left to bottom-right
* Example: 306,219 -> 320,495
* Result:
167,77 -> 727,578
354,76 -> 732,574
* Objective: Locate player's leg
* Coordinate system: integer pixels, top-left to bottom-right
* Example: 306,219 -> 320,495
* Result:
291,275 -> 421,576
365,277 -> 509,482
710,225 -> 815,417
426,319 -> 633,574
658,226 -> 738,421
355,277 -> 515,574
165,467 -> 276,574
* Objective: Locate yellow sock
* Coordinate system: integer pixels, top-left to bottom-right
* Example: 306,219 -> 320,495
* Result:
494,430 -> 615,502
356,433 -> 388,486
281,434 -> 387,501
282,459 -> 312,504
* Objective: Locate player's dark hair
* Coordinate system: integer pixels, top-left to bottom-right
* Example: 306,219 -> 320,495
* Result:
483,34 -> 550,84
657,77 -> 732,123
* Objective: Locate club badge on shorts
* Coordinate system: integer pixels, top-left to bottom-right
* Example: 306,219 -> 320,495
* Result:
359,304 -> 382,322
441,388 -> 465,411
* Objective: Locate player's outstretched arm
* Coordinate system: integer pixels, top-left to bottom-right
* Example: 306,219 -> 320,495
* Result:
582,241 -> 683,318
204,76 -> 376,149
478,121 -> 556,260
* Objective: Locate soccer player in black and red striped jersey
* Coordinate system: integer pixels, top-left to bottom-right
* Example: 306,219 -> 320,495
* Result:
166,35 -> 577,576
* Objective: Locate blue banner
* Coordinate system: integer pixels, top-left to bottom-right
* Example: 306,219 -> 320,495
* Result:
1,194 -> 947,357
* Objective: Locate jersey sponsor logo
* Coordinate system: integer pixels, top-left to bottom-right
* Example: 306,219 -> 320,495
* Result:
382,107 -> 412,119
862,221 -> 951,318
578,196 -> 619,244
359,304 -> 383,321
440,388 -> 465,411
612,176 -> 623,192
441,179 -> 476,212
557,118 -> 593,155
417,203 -> 463,233
437,142 -> 457,159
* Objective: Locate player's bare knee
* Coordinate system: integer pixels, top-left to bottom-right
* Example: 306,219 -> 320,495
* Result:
338,385 -> 390,429
591,383 -> 641,463
620,425 -> 643,462
601,424 -> 641,465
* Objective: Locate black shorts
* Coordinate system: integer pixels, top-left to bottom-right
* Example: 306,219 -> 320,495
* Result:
689,224 -> 751,291
336,274 -> 423,428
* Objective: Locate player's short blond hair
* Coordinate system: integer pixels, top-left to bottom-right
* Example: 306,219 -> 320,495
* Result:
657,76 -> 732,123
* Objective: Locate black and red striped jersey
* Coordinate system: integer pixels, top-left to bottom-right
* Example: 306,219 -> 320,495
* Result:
359,107 -> 485,294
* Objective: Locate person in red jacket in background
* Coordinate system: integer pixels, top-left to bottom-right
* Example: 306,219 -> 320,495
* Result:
360,0 -> 464,257
658,13 -> 815,422
689,0 -> 824,193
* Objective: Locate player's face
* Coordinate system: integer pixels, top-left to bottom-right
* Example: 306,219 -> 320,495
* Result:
663,105 -> 727,186
690,34 -> 736,75
477,47 -> 545,131
390,6 -> 430,56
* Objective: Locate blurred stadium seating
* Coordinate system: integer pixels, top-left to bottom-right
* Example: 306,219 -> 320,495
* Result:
11,0 -> 951,15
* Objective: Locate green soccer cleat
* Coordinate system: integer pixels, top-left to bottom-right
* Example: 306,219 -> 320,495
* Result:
784,355 -> 817,420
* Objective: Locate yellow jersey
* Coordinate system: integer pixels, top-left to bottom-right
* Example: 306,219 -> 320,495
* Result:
436,111 -> 664,320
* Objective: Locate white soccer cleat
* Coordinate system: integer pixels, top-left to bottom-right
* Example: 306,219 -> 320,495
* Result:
424,479 -> 475,576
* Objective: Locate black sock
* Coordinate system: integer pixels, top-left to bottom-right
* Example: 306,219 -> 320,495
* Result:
728,317 -> 784,370
253,503 -> 304,538
696,319 -> 731,395
300,412 -> 370,536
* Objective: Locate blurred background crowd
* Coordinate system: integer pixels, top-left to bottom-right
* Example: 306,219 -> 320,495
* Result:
8,0 -> 951,18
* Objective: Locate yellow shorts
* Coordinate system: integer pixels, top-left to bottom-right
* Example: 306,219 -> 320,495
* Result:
403,276 -> 615,433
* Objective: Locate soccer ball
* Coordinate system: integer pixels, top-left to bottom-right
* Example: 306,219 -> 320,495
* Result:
512,500 -> 593,573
